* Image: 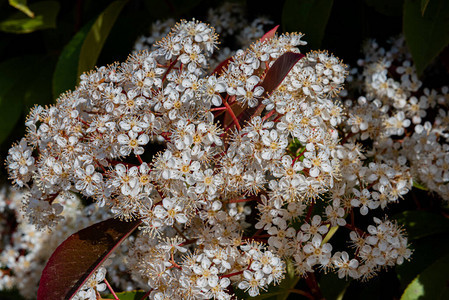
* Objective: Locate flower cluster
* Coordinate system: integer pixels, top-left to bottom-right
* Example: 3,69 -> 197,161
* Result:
4,16 -> 423,299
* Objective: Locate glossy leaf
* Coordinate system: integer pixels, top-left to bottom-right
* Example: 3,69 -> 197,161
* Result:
8,0 -> 34,18
260,52 -> 305,95
24,56 -> 56,109
0,55 -> 52,145
393,211 -> 449,240
396,233 -> 449,288
104,290 -> 147,300
260,25 -> 279,42
282,0 -> 334,49
77,0 -> 128,80
0,1 -> 59,34
37,218 -> 141,300
52,20 -> 94,99
401,253 -> 449,300
404,0 -> 449,75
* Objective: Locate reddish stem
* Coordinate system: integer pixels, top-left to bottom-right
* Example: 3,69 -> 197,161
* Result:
223,100 -> 242,131
220,270 -> 244,279
104,278 -> 119,300
211,107 -> 228,112
140,289 -> 152,300
304,272 -> 324,300
162,58 -> 178,83
304,201 -> 315,223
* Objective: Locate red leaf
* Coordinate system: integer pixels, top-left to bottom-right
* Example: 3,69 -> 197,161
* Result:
260,52 -> 305,95
238,52 -> 305,123
260,25 -> 280,42
37,218 -> 141,300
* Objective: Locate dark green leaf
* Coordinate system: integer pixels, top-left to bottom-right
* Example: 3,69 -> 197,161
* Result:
52,20 -> 94,99
37,218 -> 141,300
404,0 -> 449,75
104,290 -> 147,300
319,273 -> 350,300
401,253 -> 449,300
421,0 -> 431,15
393,211 -> 449,240
0,1 -> 59,33
396,233 -> 449,288
364,0 -> 404,17
282,0 -> 334,49
8,0 -> 34,17
0,55 -> 50,145
24,56 -> 57,109
77,0 -> 128,79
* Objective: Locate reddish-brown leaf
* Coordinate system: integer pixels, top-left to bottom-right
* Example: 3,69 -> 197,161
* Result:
260,25 -> 279,42
237,52 -> 305,124
37,218 -> 141,300
260,52 -> 305,95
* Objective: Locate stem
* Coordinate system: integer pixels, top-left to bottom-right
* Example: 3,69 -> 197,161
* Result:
289,289 -> 314,300
220,270 -> 244,278
104,278 -> 119,300
304,201 -> 315,223
227,197 -> 257,204
211,107 -> 228,112
140,289 -> 152,300
136,154 -> 144,164
262,110 -> 276,122
162,58 -> 178,83
224,99 -> 242,131
304,272 -> 324,300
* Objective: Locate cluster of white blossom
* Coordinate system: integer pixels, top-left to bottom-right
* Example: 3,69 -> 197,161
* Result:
344,36 -> 449,200
5,17 -> 421,299
134,2 -> 273,71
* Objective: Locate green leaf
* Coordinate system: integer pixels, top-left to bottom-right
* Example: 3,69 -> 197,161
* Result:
421,0 -> 431,15
0,1 -> 59,33
24,56 -> 57,109
282,0 -> 334,49
77,0 -> 128,80
0,55 -> 51,145
104,290 -> 147,300
401,253 -> 449,300
404,0 -> 449,75
396,233 -> 449,288
393,211 -> 449,240
52,19 -> 94,99
8,0 -> 34,18
319,273 -> 350,300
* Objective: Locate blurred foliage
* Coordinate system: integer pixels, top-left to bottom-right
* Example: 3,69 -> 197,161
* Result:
1,0 -> 449,299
